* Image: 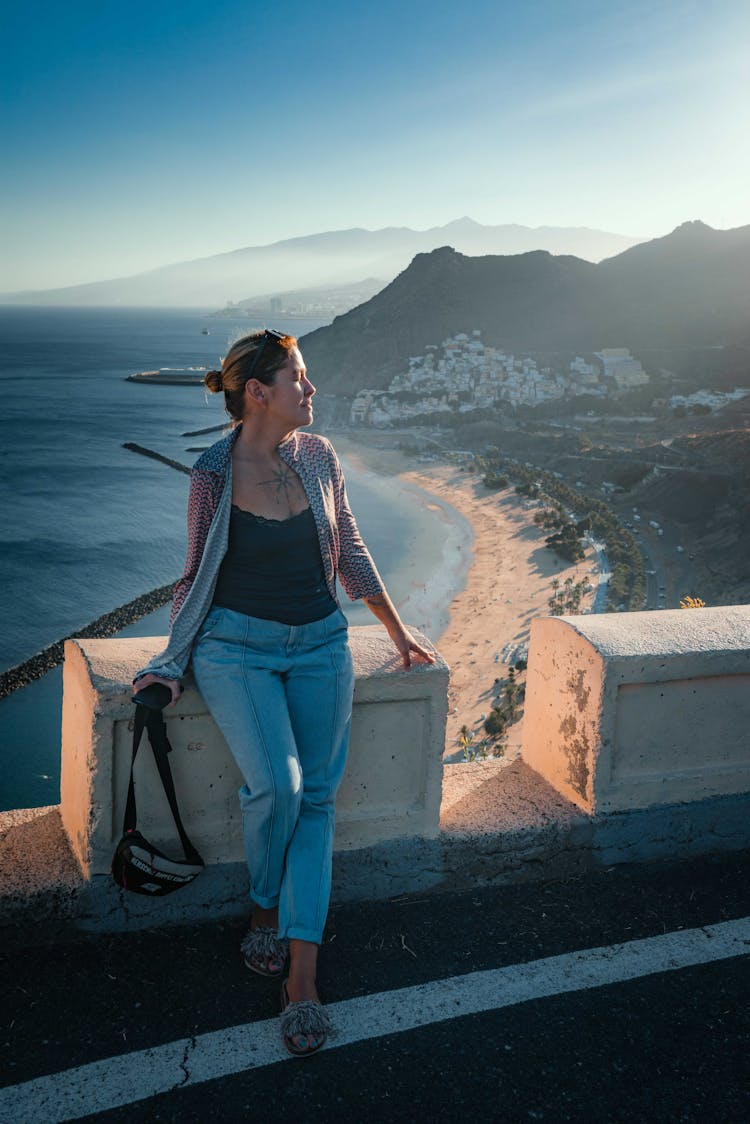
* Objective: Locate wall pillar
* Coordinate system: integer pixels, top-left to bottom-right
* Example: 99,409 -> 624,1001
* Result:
522,605 -> 750,813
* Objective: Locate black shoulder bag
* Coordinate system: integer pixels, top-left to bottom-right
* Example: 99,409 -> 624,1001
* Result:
112,683 -> 205,896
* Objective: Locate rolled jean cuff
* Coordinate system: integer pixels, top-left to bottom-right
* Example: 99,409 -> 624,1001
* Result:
281,926 -> 324,944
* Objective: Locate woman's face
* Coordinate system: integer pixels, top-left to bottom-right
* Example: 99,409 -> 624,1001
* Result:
256,346 -> 316,429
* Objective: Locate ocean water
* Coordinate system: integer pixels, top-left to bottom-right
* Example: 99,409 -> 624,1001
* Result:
0,306 -> 323,671
0,306 -> 458,810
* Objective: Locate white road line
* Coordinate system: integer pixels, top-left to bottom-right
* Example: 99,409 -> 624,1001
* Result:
2,917 -> 749,1123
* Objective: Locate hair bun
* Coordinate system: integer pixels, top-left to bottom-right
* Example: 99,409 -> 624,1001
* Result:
204,369 -> 223,393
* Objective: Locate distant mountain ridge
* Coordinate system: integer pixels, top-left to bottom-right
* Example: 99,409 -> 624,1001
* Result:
297,221 -> 750,395
2,218 -> 641,308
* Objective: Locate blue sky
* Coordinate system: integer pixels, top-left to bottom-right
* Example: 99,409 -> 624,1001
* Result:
2,0 -> 749,290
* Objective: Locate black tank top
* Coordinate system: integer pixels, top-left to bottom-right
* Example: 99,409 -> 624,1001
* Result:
212,504 -> 337,624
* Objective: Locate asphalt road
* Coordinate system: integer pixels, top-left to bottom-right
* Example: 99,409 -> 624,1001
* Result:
2,849 -> 749,1123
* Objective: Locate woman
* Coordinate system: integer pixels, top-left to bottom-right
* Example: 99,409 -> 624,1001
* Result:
133,329 -> 434,1057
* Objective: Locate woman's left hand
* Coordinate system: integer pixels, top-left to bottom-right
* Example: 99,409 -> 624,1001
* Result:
362,590 -> 437,669
389,627 -> 436,670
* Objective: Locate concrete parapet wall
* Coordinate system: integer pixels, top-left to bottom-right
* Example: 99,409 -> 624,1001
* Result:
60,627 -> 449,877
3,759 -> 749,945
522,605 -> 750,813
3,609 -> 750,945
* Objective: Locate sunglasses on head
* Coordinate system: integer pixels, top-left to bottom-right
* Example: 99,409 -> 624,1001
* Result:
246,329 -> 287,381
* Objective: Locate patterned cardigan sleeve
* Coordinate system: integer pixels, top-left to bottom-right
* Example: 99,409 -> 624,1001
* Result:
328,444 -> 385,601
169,468 -> 224,628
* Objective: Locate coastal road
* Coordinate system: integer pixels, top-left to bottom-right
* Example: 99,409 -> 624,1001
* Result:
584,536 -> 610,613
2,850 -> 748,1122
621,515 -> 694,611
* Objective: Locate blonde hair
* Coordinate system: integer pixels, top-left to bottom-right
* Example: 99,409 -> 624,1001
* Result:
204,331 -> 297,423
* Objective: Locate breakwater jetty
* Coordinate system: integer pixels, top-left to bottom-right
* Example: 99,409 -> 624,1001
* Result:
122,442 -> 191,475
181,423 -> 225,437
0,443 -> 193,700
0,582 -> 177,700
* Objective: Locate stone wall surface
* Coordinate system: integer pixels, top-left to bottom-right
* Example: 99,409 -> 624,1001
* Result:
522,605 -> 750,813
3,759 -> 749,944
60,627 -> 449,876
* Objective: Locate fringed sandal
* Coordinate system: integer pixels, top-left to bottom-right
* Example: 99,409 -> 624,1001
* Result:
280,978 -> 334,1058
240,926 -> 289,978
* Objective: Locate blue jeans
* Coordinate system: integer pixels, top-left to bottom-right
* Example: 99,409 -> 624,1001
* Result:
191,604 -> 354,944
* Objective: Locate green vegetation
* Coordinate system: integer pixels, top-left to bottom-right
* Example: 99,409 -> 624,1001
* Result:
548,576 -> 590,615
476,453 -> 646,611
544,523 -> 586,563
457,724 -> 491,761
482,665 -> 526,743
533,505 -> 589,563
482,471 -> 509,489
456,660 -> 528,761
533,507 -> 566,530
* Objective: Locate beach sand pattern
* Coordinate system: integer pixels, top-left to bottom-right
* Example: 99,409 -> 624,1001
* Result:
335,438 -> 596,763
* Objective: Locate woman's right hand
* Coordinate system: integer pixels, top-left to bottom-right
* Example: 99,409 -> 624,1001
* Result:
132,673 -> 183,707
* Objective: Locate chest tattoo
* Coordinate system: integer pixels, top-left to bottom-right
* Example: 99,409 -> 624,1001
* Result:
256,464 -> 297,498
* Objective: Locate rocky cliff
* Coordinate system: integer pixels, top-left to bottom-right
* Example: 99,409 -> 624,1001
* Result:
299,222 -> 750,395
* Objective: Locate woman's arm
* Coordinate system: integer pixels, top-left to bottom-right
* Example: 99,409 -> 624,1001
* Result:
324,442 -> 434,668
362,590 -> 435,669
169,469 -> 223,627
132,467 -> 223,704
326,443 -> 385,601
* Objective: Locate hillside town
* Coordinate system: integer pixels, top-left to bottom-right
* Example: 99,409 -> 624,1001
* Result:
350,331 -> 650,426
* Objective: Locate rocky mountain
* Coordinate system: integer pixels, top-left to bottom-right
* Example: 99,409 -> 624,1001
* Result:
298,222 -> 750,395
2,218 -> 640,308
595,221 -> 750,347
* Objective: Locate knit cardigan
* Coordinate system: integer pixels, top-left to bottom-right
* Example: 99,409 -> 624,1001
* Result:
134,426 -> 384,683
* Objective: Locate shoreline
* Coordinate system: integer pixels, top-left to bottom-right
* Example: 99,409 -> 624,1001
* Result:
333,433 -> 597,761
337,444 -> 475,643
388,475 -> 475,642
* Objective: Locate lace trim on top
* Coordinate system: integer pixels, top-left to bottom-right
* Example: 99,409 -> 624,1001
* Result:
231,503 -> 311,527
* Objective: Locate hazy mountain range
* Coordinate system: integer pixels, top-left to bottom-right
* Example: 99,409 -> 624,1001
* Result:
2,218 -> 640,308
297,221 -> 750,395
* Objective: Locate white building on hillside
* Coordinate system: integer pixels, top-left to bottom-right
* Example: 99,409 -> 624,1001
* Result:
349,333 -> 651,424
595,348 -> 649,390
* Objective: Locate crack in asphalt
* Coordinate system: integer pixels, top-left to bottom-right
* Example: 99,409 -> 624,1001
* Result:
176,1036 -> 197,1087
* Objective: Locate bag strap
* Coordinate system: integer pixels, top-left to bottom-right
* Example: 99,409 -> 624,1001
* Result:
122,704 -> 147,836
123,705 -> 203,866
143,708 -> 203,865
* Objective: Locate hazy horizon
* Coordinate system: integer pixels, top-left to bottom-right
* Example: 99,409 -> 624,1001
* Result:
1,215 -> 645,302
2,0 -> 749,291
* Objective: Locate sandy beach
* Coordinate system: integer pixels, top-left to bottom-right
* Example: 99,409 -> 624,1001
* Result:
335,435 -> 597,762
